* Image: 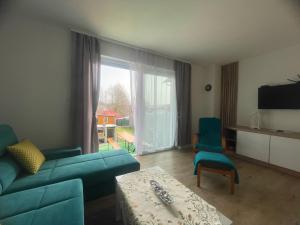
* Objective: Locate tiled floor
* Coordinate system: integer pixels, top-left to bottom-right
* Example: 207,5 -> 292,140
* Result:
86,149 -> 300,225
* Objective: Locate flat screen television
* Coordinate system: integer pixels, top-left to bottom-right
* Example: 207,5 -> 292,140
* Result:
258,82 -> 300,109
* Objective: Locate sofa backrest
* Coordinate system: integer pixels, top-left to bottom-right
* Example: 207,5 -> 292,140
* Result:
0,125 -> 20,195
0,125 -> 18,156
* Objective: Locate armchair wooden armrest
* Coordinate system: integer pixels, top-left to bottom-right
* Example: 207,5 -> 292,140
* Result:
222,130 -> 230,153
192,133 -> 199,152
222,136 -> 226,153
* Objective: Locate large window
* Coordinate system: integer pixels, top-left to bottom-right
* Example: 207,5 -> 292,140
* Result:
97,54 -> 177,155
97,57 -> 135,153
142,72 -> 177,152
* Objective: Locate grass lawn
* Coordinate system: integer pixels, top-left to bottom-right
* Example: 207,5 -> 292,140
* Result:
98,126 -> 135,154
116,126 -> 134,134
98,140 -> 127,151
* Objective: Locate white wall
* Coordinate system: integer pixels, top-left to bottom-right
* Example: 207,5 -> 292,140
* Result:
0,13 -> 73,148
207,64 -> 221,117
191,63 -> 221,133
237,43 -> 300,132
0,11 -> 221,146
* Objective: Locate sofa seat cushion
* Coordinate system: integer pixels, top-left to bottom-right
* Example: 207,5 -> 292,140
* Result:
5,150 -> 140,194
0,179 -> 84,225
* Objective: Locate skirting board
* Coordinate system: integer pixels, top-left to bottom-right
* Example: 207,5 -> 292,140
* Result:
233,153 -> 300,178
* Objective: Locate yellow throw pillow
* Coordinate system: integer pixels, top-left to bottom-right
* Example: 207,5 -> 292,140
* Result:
8,139 -> 45,174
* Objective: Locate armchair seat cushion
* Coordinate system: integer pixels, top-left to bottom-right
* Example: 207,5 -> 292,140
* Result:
195,143 -> 223,153
194,151 -> 239,183
0,179 -> 84,225
4,150 -> 140,198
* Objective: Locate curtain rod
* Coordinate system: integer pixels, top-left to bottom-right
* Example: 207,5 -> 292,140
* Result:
70,28 -> 192,64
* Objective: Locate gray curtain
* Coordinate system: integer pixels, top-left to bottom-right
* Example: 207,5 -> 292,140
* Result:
220,62 -> 238,128
72,32 -> 101,154
174,60 -> 192,147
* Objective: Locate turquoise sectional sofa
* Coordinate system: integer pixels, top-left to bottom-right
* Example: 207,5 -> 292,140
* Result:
0,179 -> 84,225
0,124 -> 140,225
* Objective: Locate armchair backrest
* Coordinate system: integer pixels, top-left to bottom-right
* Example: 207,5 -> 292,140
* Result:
198,118 -> 222,146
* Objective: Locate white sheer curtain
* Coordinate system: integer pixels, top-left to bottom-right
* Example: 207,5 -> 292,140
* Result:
130,58 -> 177,155
101,41 -> 177,155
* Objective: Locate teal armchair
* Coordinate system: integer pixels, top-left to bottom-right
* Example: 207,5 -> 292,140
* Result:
193,118 -> 239,194
194,118 -> 223,153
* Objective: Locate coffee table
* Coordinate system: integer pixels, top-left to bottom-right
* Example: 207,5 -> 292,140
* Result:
116,167 -> 233,225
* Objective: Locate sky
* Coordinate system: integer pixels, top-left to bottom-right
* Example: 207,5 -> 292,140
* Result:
100,64 -> 174,106
100,65 -> 131,102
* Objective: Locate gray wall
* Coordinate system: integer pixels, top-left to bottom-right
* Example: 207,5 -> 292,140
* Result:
0,13 -> 73,148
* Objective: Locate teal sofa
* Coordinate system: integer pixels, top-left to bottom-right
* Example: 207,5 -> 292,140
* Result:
0,124 -> 140,225
0,179 -> 84,225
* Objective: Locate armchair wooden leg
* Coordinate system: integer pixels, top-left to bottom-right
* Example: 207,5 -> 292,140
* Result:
197,165 -> 201,187
229,170 -> 235,194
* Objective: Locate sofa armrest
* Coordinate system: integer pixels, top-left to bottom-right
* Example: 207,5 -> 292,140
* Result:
41,146 -> 82,160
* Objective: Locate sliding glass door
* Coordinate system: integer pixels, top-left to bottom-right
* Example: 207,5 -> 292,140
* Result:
131,65 -> 177,155
97,57 -> 135,153
98,55 -> 177,155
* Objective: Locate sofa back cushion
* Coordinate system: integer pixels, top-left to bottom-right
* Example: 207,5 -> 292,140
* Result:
0,125 -> 18,156
8,139 -> 45,174
0,155 -> 21,195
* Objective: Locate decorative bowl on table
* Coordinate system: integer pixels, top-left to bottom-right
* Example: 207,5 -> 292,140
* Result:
150,180 -> 174,205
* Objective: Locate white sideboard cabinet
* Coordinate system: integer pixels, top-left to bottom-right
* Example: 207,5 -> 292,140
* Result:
236,130 -> 270,163
270,136 -> 300,172
232,126 -> 300,174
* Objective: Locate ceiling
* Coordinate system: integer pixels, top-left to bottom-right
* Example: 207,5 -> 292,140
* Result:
8,0 -> 300,64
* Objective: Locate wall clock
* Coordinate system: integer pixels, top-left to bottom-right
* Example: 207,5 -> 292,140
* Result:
205,84 -> 212,92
